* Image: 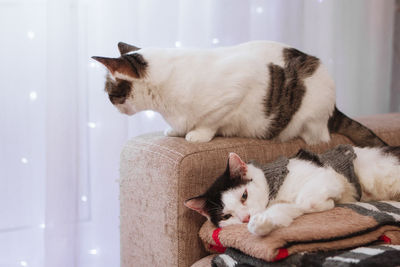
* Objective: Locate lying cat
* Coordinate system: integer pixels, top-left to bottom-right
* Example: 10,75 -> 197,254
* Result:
184,145 -> 400,236
92,41 -> 385,147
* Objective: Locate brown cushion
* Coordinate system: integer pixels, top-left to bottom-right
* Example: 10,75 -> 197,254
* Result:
120,113 -> 400,267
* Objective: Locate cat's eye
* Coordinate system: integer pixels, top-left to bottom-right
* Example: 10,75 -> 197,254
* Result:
222,214 -> 232,220
241,189 -> 248,204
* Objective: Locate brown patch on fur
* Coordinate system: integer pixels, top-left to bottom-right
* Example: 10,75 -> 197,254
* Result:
122,53 -> 148,78
383,146 -> 400,162
105,75 -> 132,104
264,48 -> 320,138
328,107 -> 387,147
118,42 -> 140,55
92,54 -> 148,79
283,48 -> 320,77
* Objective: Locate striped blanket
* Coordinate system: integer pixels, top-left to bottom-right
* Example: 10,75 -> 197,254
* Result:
212,245 -> 400,267
198,201 -> 400,265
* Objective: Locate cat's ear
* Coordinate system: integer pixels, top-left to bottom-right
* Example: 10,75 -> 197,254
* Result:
91,56 -> 138,78
228,152 -> 248,178
184,196 -> 209,219
118,42 -> 140,55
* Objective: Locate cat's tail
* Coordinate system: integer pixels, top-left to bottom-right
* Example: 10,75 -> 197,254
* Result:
328,106 -> 387,147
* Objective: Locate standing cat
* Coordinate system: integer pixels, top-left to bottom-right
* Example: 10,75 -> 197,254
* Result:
92,41 -> 386,146
184,145 -> 400,236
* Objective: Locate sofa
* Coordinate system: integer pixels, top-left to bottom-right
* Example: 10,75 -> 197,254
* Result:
119,113 -> 400,267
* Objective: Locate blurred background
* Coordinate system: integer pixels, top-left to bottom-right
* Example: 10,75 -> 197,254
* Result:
0,0 -> 398,266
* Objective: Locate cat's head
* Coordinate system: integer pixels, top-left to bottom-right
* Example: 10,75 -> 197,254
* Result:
184,153 -> 269,227
92,42 -> 148,115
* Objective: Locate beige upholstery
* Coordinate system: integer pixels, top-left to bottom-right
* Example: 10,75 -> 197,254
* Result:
120,113 -> 400,267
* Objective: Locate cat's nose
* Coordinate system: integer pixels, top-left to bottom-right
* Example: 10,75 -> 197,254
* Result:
242,215 -> 250,223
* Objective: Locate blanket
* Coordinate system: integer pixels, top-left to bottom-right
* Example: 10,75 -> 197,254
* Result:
212,245 -> 400,267
199,201 -> 400,262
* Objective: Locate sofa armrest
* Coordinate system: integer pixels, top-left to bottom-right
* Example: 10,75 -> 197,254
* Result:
120,113 -> 400,267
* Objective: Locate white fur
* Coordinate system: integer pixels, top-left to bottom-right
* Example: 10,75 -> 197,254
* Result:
354,147 -> 400,201
114,71 -> 135,82
112,41 -> 336,143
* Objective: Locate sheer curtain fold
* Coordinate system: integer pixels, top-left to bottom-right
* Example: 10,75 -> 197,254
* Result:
391,0 -> 400,112
45,1 -> 79,266
0,1 -> 396,267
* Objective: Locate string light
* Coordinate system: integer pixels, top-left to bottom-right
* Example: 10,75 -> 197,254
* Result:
89,249 -> 98,255
175,41 -> 182,48
87,122 -> 97,128
20,261 -> 28,266
255,6 -> 263,14
81,195 -> 88,202
212,38 -> 220,44
21,157 -> 28,164
39,223 -> 46,229
29,91 -> 38,101
145,110 -> 155,119
27,31 -> 35,39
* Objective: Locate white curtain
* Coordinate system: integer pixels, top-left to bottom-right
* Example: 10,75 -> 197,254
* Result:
0,0 -> 395,266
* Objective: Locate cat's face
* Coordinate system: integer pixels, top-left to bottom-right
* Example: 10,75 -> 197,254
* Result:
185,153 -> 269,227
92,42 -> 147,115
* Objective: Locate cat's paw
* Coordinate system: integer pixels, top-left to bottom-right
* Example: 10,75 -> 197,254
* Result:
164,128 -> 184,137
248,214 -> 275,236
185,129 -> 215,143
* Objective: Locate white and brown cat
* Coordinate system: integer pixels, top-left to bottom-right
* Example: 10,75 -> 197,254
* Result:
92,41 -> 386,146
185,145 -> 400,236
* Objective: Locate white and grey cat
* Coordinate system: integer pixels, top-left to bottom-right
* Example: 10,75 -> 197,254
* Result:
92,41 -> 385,147
185,145 -> 400,236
